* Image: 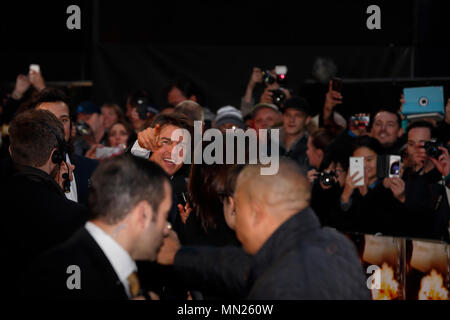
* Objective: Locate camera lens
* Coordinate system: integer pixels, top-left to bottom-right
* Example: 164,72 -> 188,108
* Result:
419,97 -> 429,107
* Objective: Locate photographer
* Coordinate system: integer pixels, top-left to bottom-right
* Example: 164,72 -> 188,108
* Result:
402,121 -> 449,241
125,90 -> 159,134
310,139 -> 353,227
336,136 -> 408,236
73,101 -> 107,156
241,67 -> 291,117
306,129 -> 335,183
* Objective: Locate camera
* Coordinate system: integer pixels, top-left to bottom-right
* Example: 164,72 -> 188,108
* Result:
135,96 -> 159,120
75,121 -> 90,136
261,66 -> 288,86
270,88 -> 287,108
318,171 -> 337,187
423,140 -> 445,159
262,70 -> 276,85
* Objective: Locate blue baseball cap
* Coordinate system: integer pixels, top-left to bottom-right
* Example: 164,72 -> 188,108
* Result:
76,101 -> 101,114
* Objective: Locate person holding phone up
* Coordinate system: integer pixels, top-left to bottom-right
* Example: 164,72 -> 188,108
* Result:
335,136 -> 408,237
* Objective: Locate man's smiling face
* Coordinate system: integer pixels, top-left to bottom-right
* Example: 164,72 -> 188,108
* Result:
149,124 -> 185,176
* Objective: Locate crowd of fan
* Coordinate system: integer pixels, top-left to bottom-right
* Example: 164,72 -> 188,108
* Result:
0,66 -> 448,300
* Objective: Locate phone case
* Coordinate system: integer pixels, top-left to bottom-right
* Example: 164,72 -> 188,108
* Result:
388,155 -> 401,178
350,157 -> 364,187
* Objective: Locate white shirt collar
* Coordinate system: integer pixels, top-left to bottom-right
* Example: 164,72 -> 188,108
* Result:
64,154 -> 78,202
85,221 -> 137,298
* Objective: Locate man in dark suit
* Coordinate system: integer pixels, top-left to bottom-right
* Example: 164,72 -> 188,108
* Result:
1,109 -> 88,296
22,155 -> 173,299
34,88 -> 98,206
157,159 -> 370,299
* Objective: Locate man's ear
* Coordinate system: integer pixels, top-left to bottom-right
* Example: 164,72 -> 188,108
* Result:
228,197 -> 236,215
8,145 -> 12,156
133,200 -> 153,230
397,127 -> 404,138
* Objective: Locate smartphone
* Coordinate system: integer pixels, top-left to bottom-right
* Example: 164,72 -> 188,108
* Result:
388,155 -> 401,178
331,77 -> 342,93
96,146 -> 123,159
349,157 -> 364,187
29,64 -> 40,73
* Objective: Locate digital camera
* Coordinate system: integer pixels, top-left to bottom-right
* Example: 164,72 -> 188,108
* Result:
318,171 -> 337,187
270,88 -> 286,108
75,121 -> 90,136
423,140 -> 445,159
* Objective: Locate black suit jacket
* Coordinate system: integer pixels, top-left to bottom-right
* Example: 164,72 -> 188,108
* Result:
0,162 -> 88,295
22,227 -> 129,300
69,153 -> 98,207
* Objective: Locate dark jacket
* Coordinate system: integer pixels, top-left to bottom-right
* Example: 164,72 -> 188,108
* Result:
246,208 -> 370,299
22,227 -> 129,299
0,163 -> 88,296
278,131 -> 309,170
310,181 -> 344,228
175,208 -> 370,300
333,180 -> 409,237
402,167 -> 450,242
69,153 -> 98,207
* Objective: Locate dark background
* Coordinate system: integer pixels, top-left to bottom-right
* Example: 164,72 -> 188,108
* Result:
1,0 -> 450,117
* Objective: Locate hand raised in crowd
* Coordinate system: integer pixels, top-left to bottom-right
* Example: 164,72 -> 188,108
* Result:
383,177 -> 406,203
156,229 -> 180,266
429,146 -> 450,177
29,70 -> 46,91
178,202 -> 192,224
398,94 -> 406,120
56,161 -> 75,191
307,169 -> 318,185
248,67 -> 263,89
12,74 -> 31,100
341,171 -> 363,203
137,124 -> 162,151
324,80 -> 343,119
260,87 -> 274,104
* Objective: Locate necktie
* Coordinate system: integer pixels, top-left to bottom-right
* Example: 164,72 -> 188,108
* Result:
127,271 -> 141,298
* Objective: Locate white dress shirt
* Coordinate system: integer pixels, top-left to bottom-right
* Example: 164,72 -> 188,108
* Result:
130,140 -> 151,159
85,222 -> 137,298
64,154 -> 78,203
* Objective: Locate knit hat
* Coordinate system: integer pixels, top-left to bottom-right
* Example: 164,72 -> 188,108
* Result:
215,105 -> 245,129
251,103 -> 280,118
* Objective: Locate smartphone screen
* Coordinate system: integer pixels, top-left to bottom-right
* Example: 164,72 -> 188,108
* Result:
349,157 -> 364,186
29,64 -> 40,73
388,155 -> 401,178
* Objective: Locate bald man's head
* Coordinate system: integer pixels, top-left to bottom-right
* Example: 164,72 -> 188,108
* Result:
234,159 -> 311,254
